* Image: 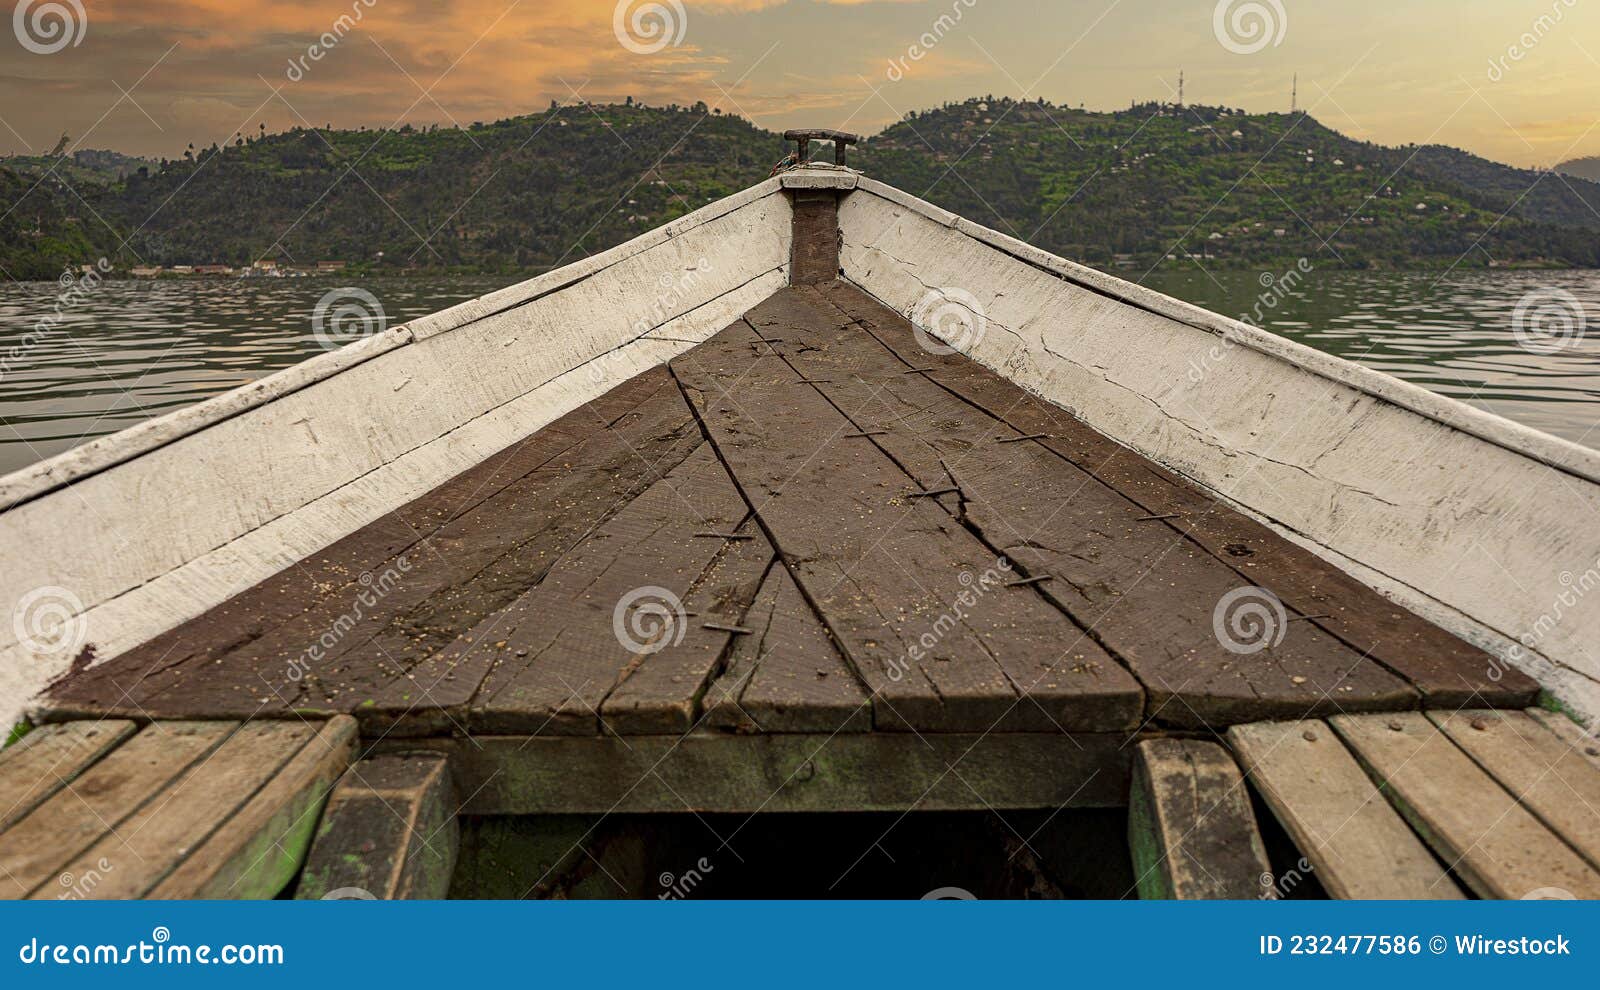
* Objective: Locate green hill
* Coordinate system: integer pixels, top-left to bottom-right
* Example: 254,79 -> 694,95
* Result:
3,98 -> 1598,280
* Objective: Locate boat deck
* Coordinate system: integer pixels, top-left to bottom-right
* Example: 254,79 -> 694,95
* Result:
41,281 -> 1536,737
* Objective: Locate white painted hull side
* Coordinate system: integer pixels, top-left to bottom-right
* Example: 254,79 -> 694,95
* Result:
840,177 -> 1600,726
0,182 -> 792,728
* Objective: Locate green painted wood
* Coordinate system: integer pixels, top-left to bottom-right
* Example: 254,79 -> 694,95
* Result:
39,721 -> 332,899
1127,738 -> 1271,899
2,722 -> 234,898
377,731 -> 1135,814
151,716 -> 358,899
296,752 -> 456,900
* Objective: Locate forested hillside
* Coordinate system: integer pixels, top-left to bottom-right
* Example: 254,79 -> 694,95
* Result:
4,98 -> 1598,280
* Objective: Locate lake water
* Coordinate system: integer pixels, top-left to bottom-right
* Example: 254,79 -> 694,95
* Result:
1,270 -> 1597,478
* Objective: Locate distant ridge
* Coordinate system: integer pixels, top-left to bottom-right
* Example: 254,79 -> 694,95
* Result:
3,98 -> 1598,279
1556,156 -> 1600,183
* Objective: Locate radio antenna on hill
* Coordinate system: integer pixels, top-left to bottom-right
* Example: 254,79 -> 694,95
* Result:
1291,74 -> 1298,114
1178,70 -> 1184,108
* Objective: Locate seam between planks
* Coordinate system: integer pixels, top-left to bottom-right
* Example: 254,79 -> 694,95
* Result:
665,352 -> 884,726
745,297 -> 1140,710
814,284 -> 1438,705
18,722 -> 241,898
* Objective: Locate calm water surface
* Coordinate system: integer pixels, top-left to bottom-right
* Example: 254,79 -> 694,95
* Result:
1,270 -> 1597,478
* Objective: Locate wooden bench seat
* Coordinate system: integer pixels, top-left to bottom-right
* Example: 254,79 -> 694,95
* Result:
0,716 -> 354,899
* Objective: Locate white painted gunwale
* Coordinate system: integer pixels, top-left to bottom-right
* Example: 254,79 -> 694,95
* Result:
853,176 -> 1600,487
840,178 -> 1600,725
0,183 -> 790,728
0,178 -> 786,512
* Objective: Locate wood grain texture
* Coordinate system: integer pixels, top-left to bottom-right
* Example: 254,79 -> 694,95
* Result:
1227,719 -> 1462,899
47,371 -> 705,734
672,299 -> 1142,732
295,751 -> 456,900
3,189 -> 791,732
467,444 -> 754,733
37,285 -> 1524,739
0,720 -> 136,832
704,563 -> 872,733
1527,708 -> 1600,772
799,285 -> 1414,727
1332,711 -> 1600,899
840,184 -> 1598,723
1127,738 -> 1271,899
1429,709 -> 1600,874
150,716 -> 357,899
815,279 -> 1533,712
41,721 -> 317,899
1,722 -> 233,898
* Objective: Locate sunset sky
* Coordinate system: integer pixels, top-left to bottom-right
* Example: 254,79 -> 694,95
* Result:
1,0 -> 1596,168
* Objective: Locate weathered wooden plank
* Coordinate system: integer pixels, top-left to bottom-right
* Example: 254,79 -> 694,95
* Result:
48,372 -> 702,733
295,751 -> 455,900
704,563 -> 872,733
599,518 -> 773,734
40,721 -> 319,899
1127,738 -> 1271,899
0,720 -> 136,832
466,444 -> 761,734
814,280 -> 1534,709
0,722 -> 234,898
789,286 -> 1411,727
44,367 -> 672,712
1332,711 -> 1600,899
1430,709 -> 1600,874
1527,708 -> 1600,771
4,190 -> 790,734
671,307 -> 1142,732
150,716 -> 358,899
376,732 -> 1134,814
1227,719 -> 1462,899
